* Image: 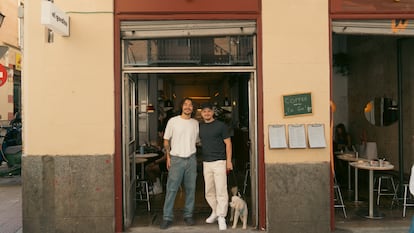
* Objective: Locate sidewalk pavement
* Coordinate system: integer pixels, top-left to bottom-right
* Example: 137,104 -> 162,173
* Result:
0,174 -> 22,233
127,225 -> 410,233
0,172 -> 410,233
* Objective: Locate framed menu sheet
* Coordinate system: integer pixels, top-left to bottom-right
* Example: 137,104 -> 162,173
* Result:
268,124 -> 287,149
288,124 -> 306,148
307,123 -> 326,148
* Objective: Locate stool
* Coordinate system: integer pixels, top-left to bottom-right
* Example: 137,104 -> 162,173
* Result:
403,184 -> 414,217
136,178 -> 151,211
375,174 -> 397,206
334,177 -> 347,218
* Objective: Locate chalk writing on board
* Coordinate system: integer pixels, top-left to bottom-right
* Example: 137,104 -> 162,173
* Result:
283,93 -> 312,117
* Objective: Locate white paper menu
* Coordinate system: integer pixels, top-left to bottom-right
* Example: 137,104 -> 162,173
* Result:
288,124 -> 306,148
268,124 -> 287,149
307,124 -> 326,148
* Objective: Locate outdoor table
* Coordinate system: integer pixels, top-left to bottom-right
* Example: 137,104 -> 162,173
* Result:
135,157 -> 148,180
336,154 -> 368,202
350,160 -> 394,219
135,153 -> 159,179
135,152 -> 159,159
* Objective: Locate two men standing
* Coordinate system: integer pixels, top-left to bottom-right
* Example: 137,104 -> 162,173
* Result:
160,98 -> 232,231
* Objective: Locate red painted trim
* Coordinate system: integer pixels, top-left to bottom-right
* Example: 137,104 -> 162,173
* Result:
115,0 -> 259,14
117,14 -> 259,21
328,15 -> 335,231
331,13 -> 414,19
255,13 -> 266,231
331,0 -> 414,15
114,16 -> 123,233
113,1 -> 263,231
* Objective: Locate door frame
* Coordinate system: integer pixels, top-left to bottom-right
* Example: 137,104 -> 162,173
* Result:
114,18 -> 264,233
121,75 -> 137,227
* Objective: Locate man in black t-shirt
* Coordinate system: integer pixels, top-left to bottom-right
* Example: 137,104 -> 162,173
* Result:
199,103 -> 233,231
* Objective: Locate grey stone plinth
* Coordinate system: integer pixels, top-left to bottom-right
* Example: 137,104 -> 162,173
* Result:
22,155 -> 114,233
266,162 -> 331,233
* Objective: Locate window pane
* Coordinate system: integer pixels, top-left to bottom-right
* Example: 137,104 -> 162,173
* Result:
123,36 -> 254,67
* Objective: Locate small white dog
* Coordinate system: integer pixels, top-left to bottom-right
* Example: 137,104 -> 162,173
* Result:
229,186 -> 240,222
229,195 -> 248,229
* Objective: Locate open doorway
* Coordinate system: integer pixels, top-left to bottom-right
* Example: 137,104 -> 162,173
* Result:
119,20 -> 259,230
123,72 -> 256,228
331,22 -> 414,224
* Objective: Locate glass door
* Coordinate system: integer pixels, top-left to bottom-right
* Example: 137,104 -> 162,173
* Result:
122,74 -> 136,227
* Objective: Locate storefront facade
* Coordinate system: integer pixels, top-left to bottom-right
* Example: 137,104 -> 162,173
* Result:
22,0 -> 332,233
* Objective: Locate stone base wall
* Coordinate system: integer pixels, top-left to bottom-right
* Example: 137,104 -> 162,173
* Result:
22,155 -> 114,233
266,162 -> 331,233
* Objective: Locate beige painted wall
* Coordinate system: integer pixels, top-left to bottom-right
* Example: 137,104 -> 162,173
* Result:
262,0 -> 331,163
0,0 -> 19,46
23,0 -> 114,155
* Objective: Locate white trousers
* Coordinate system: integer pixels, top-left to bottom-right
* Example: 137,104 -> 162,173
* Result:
203,160 -> 228,217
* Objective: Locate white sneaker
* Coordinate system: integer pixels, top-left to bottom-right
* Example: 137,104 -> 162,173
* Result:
205,212 -> 217,223
218,217 -> 227,230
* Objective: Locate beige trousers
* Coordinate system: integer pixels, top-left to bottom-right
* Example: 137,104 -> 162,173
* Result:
203,160 -> 229,217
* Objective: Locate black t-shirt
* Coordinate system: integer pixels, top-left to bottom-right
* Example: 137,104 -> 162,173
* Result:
199,120 -> 230,162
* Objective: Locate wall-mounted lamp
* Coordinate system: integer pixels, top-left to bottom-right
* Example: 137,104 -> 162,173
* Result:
146,104 -> 155,113
0,12 -> 5,28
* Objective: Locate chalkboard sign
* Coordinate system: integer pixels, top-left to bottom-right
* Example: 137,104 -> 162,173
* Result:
283,93 -> 312,117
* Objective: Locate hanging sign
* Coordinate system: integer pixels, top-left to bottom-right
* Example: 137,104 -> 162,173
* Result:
41,1 -> 70,36
0,64 -> 7,87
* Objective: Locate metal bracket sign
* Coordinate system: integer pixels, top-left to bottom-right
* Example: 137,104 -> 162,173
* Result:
41,1 -> 70,36
0,64 -> 7,87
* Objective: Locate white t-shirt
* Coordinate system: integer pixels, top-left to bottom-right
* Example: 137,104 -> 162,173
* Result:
163,115 -> 199,158
410,164 -> 414,195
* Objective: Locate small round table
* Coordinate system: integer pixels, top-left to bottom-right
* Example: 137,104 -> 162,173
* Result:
337,154 -> 358,191
350,161 -> 394,219
135,153 -> 159,159
337,154 -> 368,203
135,153 -> 159,178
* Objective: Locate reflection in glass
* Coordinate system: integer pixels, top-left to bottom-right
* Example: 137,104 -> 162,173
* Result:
124,36 -> 254,67
364,97 -> 398,126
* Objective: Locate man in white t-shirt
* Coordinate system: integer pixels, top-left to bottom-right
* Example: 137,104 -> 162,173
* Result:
160,97 -> 199,230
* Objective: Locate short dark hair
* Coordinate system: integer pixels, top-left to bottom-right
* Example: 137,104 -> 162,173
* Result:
201,102 -> 213,110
